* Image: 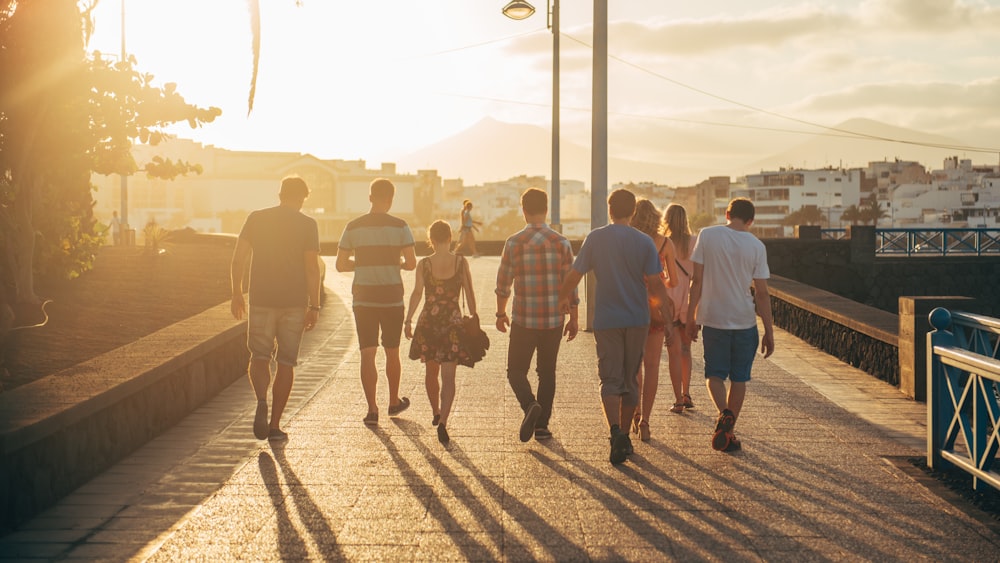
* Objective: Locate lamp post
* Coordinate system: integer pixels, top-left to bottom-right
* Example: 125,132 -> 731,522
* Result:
503,0 -> 605,329
502,0 -> 560,232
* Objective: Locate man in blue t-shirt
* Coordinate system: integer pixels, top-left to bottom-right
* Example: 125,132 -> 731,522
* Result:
558,188 -> 673,465
337,178 -> 417,426
230,176 -> 322,441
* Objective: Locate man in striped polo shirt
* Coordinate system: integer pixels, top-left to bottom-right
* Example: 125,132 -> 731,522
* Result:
337,178 -> 417,425
495,188 -> 579,442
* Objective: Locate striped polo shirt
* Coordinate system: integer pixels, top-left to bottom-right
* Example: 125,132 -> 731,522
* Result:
338,212 -> 415,308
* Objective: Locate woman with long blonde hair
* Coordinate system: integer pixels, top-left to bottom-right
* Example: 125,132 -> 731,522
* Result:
629,198 -> 678,442
664,203 -> 696,413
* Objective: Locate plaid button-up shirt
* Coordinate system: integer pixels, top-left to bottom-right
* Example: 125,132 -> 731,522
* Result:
495,224 -> 579,330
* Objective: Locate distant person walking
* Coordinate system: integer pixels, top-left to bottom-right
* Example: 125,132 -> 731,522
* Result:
495,188 -> 578,443
111,211 -> 121,245
558,188 -> 672,465
628,198 -> 678,442
664,203 -> 697,414
404,220 -> 478,444
457,200 -> 482,257
230,176 -> 322,441
686,197 -> 774,452
337,178 -> 417,426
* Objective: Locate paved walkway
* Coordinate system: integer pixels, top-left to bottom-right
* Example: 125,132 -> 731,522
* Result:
1,257 -> 998,561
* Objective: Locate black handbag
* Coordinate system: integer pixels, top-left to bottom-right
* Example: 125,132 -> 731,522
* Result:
457,256 -> 489,367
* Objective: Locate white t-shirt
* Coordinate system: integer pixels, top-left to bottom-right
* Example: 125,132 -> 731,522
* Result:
691,224 -> 769,330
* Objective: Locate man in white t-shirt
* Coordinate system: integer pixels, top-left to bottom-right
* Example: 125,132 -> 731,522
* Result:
686,198 -> 774,452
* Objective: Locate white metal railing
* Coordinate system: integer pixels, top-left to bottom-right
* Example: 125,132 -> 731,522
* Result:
926,308 -> 1000,493
819,228 -> 1000,255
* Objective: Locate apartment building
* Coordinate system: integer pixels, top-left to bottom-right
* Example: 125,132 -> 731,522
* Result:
742,168 -> 862,237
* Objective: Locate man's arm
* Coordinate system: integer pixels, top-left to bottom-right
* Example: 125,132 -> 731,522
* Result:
335,246 -> 354,272
401,245 -> 417,271
229,238 -> 252,320
558,269 -> 584,313
304,250 -> 321,331
685,262 -> 704,341
753,278 -> 775,358
495,294 -> 510,332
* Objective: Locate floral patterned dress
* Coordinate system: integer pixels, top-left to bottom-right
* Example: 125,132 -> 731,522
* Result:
410,256 -> 472,365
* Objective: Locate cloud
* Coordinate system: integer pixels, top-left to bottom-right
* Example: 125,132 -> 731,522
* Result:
609,8 -> 852,57
798,77 -> 1000,113
858,0 -> 1000,31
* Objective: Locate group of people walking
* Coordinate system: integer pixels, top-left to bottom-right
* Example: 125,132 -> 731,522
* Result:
230,176 -> 774,464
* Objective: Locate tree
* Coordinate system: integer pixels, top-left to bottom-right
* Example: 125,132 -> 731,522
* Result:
840,204 -> 863,225
781,205 -> 825,227
689,212 -> 715,233
0,0 -> 219,331
859,193 -> 888,225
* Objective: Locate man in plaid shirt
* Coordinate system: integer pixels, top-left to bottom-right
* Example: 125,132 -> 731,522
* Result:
495,188 -> 579,442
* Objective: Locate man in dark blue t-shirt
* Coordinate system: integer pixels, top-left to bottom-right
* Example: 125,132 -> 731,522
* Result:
230,176 -> 322,441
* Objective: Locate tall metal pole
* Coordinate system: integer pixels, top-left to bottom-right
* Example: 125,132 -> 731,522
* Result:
119,0 -> 130,240
586,0 -> 608,330
550,0 -> 561,231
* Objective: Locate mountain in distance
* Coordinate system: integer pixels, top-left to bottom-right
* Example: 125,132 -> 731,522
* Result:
395,117 -> 717,187
395,116 -> 984,188
746,118 -> 971,173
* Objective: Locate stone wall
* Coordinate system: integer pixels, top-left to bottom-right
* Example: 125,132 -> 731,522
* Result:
763,234 -> 1000,316
0,304 -> 246,533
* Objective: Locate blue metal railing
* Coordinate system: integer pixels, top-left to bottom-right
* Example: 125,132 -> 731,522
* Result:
819,228 -> 1000,256
927,307 -> 1000,493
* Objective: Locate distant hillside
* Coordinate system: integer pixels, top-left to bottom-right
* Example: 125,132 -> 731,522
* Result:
395,117 -> 715,187
746,118 -> 968,173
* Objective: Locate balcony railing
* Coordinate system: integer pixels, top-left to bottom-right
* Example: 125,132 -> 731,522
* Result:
819,228 -> 1000,256
927,308 -> 1000,493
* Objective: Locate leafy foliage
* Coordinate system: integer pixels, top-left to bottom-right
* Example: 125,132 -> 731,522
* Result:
782,205 -> 825,227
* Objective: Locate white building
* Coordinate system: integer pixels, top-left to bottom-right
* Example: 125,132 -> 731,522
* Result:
888,157 -> 1000,228
743,167 -> 862,237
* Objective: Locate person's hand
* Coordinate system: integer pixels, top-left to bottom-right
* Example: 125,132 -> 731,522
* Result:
230,293 -> 246,320
761,330 -> 774,358
687,323 -> 701,342
558,297 -> 570,314
564,318 -> 579,341
496,314 -> 509,333
304,309 -> 319,332
404,321 -> 414,339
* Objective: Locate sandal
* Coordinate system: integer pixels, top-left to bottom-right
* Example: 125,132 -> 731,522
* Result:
638,421 -> 650,442
670,402 -> 685,413
682,394 -> 695,409
630,412 -> 641,434
363,412 -> 378,426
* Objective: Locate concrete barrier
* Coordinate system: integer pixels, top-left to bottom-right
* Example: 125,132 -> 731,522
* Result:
0,303 -> 246,533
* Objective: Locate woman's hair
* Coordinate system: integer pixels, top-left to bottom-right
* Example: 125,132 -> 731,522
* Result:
427,220 -> 452,247
664,203 -> 692,257
630,198 -> 662,238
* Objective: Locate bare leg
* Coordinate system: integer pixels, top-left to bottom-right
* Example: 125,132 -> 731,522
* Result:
666,337 -> 685,405
727,381 -> 747,421
425,361 -> 441,417
680,334 -> 693,398
385,347 -> 403,407
706,376 -> 728,414
248,358 -> 271,401
270,363 -> 294,429
641,332 -> 665,422
360,347 -> 379,414
439,362 -> 457,426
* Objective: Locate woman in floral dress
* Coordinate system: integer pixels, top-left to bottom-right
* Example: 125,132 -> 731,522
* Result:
404,220 -> 477,444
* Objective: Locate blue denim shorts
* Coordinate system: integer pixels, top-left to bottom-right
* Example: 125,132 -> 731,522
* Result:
247,305 -> 306,367
702,325 -> 758,383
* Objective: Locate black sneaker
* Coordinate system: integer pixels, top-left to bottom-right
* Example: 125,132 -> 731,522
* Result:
534,427 -> 553,440
723,434 -> 742,452
712,409 -> 736,451
609,426 -> 629,465
520,401 -> 541,442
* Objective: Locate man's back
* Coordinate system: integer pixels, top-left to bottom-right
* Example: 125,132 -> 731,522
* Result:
241,205 -> 319,308
574,224 -> 660,330
339,212 -> 414,307
691,224 -> 768,330
498,225 -> 574,330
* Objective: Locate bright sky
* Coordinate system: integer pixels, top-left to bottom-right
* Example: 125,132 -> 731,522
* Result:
86,0 -> 1000,185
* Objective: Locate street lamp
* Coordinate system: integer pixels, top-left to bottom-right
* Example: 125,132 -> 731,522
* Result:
503,0 -> 560,231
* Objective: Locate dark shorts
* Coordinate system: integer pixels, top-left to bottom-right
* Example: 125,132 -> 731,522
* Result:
353,305 -> 404,350
702,325 -> 758,383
